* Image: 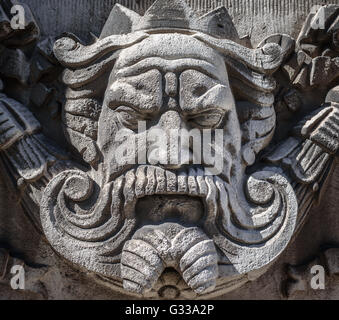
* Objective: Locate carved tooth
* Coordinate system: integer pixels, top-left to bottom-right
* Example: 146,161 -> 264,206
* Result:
215,179 -> 231,230
123,169 -> 136,218
111,175 -> 124,214
188,168 -> 198,196
155,167 -> 166,194
224,157 -> 232,184
145,166 -> 156,195
135,166 -> 146,198
196,168 -> 207,196
177,170 -> 188,194
166,170 -> 177,194
204,176 -> 218,224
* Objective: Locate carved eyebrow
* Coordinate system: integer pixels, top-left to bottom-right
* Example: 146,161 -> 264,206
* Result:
115,58 -> 222,81
108,99 -> 160,114
105,81 -> 162,113
180,84 -> 231,115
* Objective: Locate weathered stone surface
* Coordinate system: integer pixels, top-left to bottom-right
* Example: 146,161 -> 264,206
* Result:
0,0 -> 338,301
0,48 -> 30,84
283,50 -> 311,82
0,0 -> 39,45
18,0 -> 338,46
326,85 -> 339,103
310,56 -> 339,86
283,89 -> 301,112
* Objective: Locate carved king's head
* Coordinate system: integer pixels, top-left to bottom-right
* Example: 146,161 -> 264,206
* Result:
44,0 -> 297,298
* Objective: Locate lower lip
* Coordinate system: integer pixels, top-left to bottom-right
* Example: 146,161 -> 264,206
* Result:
135,194 -> 205,226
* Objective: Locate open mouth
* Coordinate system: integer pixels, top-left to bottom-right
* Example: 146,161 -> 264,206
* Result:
41,159 -> 295,297
136,195 -> 205,226
115,165 -> 220,224
111,165 -> 222,295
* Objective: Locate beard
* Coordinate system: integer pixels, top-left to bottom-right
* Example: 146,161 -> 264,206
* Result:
106,164 -> 232,295
41,157 -> 296,297
102,163 -> 295,295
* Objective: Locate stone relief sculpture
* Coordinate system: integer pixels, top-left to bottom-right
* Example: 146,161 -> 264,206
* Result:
0,0 -> 338,299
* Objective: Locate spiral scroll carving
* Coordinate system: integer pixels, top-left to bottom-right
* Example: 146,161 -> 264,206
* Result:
40,170 -> 136,279
40,168 -> 298,295
205,171 -> 298,278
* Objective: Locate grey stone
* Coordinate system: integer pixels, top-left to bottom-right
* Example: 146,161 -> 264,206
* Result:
326,85 -> 339,103
0,48 -> 30,84
283,89 -> 301,112
310,56 -> 339,86
0,0 -> 338,301
30,83 -> 53,107
282,50 -> 311,82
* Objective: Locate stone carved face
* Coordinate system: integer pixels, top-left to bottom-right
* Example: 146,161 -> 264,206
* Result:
47,2 -> 297,299
99,34 -> 242,187
0,0 -> 336,300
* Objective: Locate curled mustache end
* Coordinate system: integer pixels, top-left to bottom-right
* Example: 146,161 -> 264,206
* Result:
121,224 -> 219,296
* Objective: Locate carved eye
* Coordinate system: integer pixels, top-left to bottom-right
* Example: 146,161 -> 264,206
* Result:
192,85 -> 208,97
186,109 -> 224,129
116,106 -> 148,130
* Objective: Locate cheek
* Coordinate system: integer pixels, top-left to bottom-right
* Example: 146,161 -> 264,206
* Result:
97,106 -> 124,154
221,86 -> 237,111
223,109 -> 242,151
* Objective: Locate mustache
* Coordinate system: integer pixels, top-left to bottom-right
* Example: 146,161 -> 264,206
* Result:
52,164 -> 287,249
120,165 -> 214,219
47,164 -> 225,246
116,165 -> 233,236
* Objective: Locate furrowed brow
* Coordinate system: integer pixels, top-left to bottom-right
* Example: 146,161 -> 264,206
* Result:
115,58 -> 222,81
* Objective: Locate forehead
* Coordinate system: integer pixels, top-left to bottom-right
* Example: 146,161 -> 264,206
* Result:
114,33 -> 228,82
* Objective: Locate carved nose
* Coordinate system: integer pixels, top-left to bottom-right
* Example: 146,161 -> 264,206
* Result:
155,111 -> 191,170
158,110 -> 185,130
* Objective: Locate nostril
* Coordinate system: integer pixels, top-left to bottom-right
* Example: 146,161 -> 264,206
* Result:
193,85 -> 208,96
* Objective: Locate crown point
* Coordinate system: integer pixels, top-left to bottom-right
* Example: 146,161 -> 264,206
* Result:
134,0 -> 197,31
197,6 -> 239,41
100,4 -> 141,38
101,1 -> 240,41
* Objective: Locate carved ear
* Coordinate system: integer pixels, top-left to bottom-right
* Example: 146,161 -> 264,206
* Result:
237,101 -> 276,166
63,98 -> 101,168
100,4 -> 141,38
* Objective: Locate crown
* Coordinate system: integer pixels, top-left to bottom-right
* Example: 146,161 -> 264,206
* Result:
100,0 -> 240,42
